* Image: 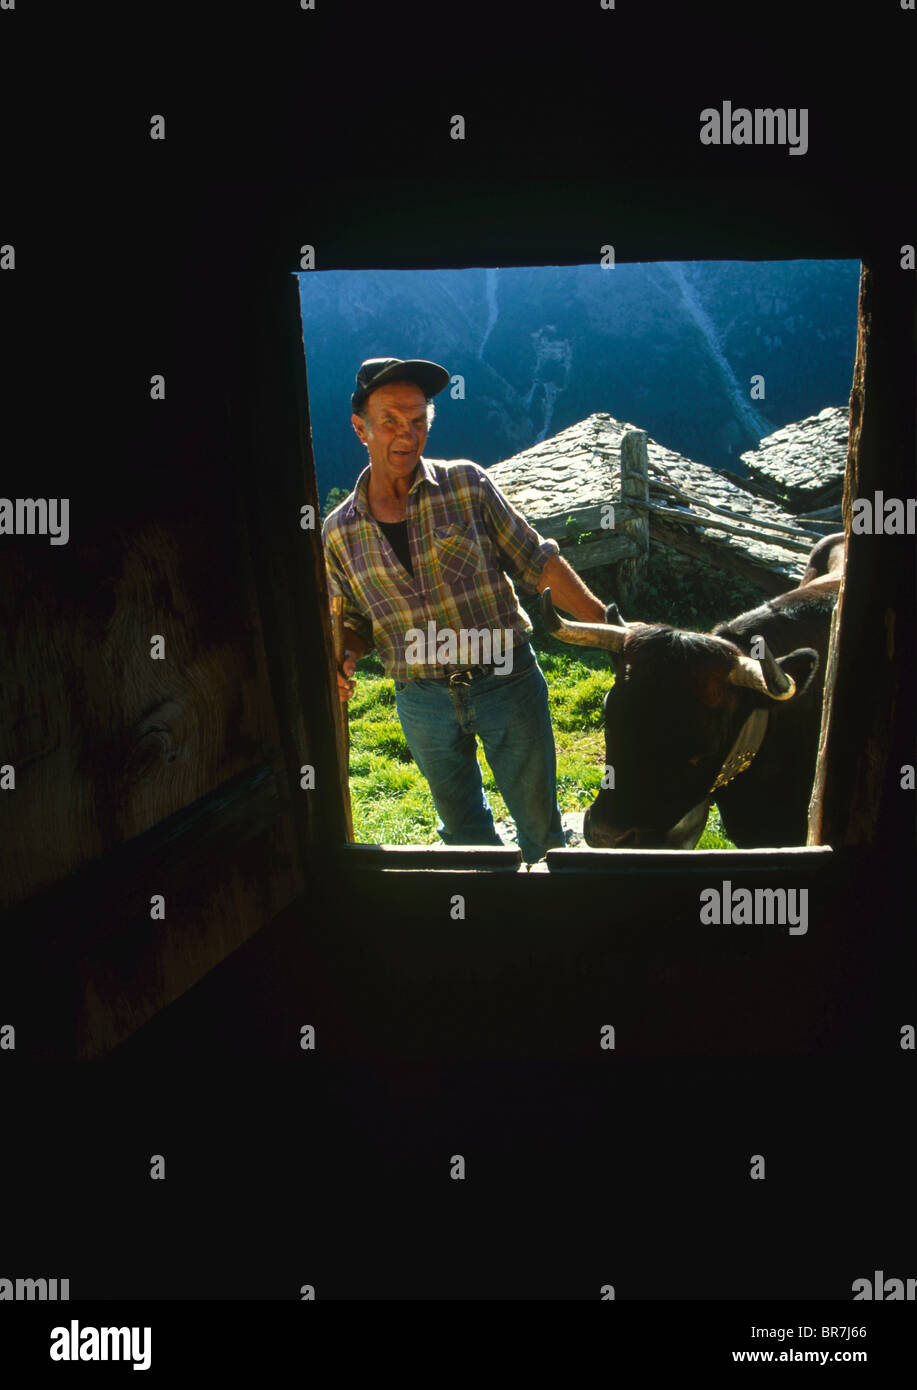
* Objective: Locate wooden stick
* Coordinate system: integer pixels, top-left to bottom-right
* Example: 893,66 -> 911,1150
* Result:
648,516 -> 798,596
648,477 -> 822,541
628,499 -> 815,554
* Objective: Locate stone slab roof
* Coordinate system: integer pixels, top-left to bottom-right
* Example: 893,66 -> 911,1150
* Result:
738,406 -> 848,511
487,413 -> 816,585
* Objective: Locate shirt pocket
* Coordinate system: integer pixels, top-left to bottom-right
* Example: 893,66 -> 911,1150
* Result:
432,521 -> 481,587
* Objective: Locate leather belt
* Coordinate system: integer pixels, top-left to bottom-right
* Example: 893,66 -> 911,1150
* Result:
405,640 -> 530,685
427,665 -> 494,684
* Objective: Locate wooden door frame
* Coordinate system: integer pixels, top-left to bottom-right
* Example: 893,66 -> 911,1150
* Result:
254,251 -> 914,877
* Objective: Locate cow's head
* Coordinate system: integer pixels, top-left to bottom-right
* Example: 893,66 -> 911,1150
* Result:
542,589 -> 818,849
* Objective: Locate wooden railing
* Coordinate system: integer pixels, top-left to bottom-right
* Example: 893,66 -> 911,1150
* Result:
542,429 -> 830,597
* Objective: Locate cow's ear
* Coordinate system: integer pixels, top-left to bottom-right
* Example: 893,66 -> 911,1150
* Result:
776,647 -> 820,698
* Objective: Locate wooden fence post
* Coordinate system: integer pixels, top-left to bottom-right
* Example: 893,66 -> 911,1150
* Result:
617,429 -> 650,609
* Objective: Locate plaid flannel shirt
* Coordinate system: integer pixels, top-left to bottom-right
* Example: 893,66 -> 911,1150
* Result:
321,456 -> 560,683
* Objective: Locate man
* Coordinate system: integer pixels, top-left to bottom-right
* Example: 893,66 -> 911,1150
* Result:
322,356 -> 608,863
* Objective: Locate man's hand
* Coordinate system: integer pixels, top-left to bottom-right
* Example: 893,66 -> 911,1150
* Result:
337,650 -> 358,701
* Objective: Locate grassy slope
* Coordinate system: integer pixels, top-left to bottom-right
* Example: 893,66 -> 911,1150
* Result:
346,646 -> 734,851
340,547 -> 768,850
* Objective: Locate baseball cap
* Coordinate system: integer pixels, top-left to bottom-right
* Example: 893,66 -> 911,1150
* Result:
351,357 -> 451,412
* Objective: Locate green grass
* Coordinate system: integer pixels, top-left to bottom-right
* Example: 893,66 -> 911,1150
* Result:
345,641 -> 736,850
698,803 -> 734,850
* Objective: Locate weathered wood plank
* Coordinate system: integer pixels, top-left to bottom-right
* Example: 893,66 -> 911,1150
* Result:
0,259 -> 321,1056
0,507 -> 285,915
339,843 -> 523,871
808,257 -> 917,850
649,515 -> 794,597
555,533 -> 641,570
190,842 -> 867,1060
649,477 -> 822,542
535,502 -> 637,539
617,429 -> 650,607
1,763 -> 301,1058
2,763 -> 282,967
232,268 -> 353,850
544,845 -> 833,873
635,499 -> 815,553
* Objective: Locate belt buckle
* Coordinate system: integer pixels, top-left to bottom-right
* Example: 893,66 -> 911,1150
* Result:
447,668 -> 473,687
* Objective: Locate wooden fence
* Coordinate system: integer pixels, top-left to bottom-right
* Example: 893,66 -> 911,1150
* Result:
551,429 -> 831,598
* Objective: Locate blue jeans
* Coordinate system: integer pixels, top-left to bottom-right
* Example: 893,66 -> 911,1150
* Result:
393,642 -> 565,863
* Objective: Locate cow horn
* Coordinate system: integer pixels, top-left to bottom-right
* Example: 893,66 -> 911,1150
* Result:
541,588 -> 630,652
728,640 -> 796,700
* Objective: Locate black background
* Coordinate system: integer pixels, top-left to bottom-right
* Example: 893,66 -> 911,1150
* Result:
1,0 -> 914,1343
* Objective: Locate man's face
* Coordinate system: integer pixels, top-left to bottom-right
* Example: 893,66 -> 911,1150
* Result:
352,381 -> 429,481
